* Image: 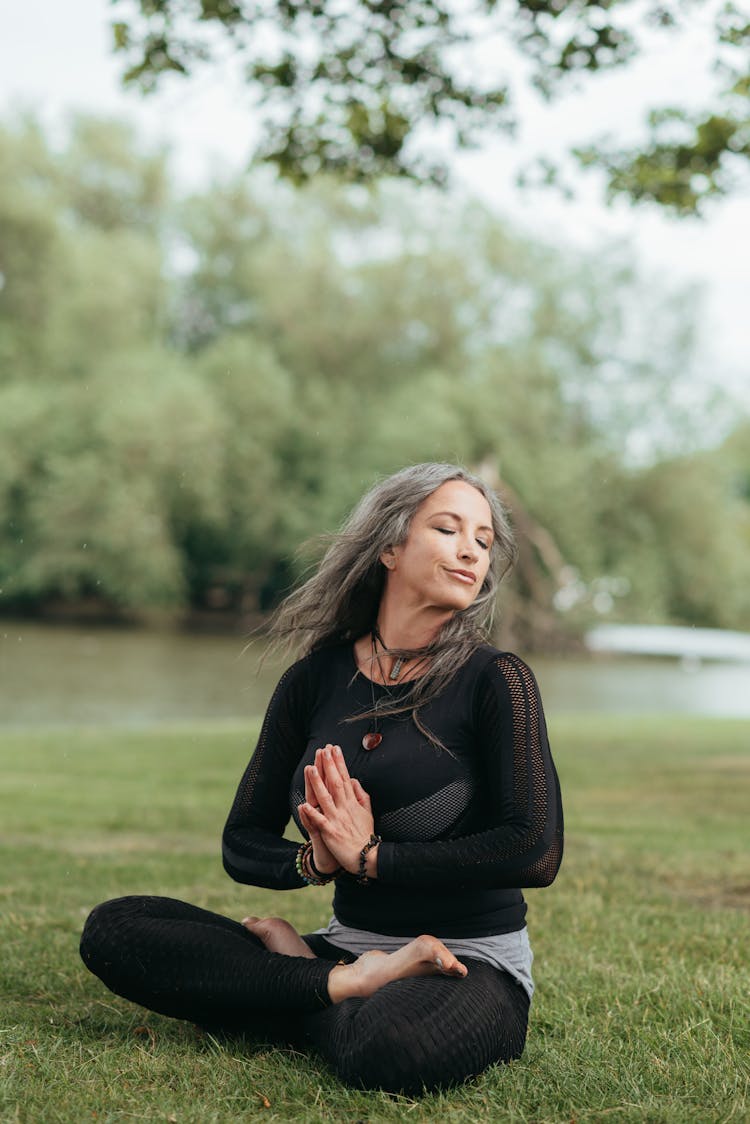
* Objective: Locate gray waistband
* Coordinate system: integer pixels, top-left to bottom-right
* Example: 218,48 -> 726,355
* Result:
313,917 -> 535,1000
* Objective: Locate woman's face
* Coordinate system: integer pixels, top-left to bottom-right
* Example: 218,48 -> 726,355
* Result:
383,480 -> 494,613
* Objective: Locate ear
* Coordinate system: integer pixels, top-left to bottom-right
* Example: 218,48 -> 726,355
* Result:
380,547 -> 396,570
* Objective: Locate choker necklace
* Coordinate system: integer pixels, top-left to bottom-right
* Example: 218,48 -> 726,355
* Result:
373,625 -> 410,682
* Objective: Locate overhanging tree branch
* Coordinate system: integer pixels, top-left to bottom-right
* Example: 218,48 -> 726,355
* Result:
111,0 -> 750,209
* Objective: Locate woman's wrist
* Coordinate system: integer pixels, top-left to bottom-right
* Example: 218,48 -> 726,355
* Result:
296,841 -> 339,886
308,846 -> 340,879
357,834 -> 381,884
365,843 -> 379,879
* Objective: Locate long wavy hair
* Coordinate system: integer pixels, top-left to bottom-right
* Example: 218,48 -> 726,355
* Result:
269,463 -> 517,739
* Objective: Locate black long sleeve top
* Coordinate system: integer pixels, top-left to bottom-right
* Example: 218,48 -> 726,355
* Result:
222,643 -> 563,938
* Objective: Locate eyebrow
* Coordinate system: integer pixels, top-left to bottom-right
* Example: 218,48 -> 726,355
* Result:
429,511 -> 494,536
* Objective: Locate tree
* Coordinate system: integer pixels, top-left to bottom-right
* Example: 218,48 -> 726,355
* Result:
0,117 -> 169,384
111,0 -> 750,212
3,116 -> 744,633
596,447 -> 750,628
0,119 -> 223,612
179,173 -> 728,636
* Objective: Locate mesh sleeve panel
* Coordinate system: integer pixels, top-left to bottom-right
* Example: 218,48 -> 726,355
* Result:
222,658 -> 311,889
376,653 -> 563,890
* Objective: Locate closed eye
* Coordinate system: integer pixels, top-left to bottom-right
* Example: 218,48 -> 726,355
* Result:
436,527 -> 490,550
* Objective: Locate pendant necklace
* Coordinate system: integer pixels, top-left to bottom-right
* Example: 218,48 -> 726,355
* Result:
361,629 -> 408,751
360,629 -> 432,751
361,730 -> 382,751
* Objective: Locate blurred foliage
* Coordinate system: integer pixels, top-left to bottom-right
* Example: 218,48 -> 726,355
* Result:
110,0 -> 750,213
1,115 -> 749,636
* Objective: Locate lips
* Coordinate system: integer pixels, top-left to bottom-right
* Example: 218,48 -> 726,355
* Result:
447,569 -> 476,584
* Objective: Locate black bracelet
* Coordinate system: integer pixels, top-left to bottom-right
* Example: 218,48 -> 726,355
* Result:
357,834 -> 381,885
309,848 -> 341,882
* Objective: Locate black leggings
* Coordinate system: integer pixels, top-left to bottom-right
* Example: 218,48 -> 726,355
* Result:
80,896 -> 530,1096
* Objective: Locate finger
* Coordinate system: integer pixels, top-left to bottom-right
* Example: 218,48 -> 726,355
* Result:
314,744 -> 336,761
310,764 -> 338,811
313,747 -> 331,786
300,801 -> 327,829
350,777 -> 372,811
316,746 -> 346,796
314,752 -> 346,803
306,765 -> 336,813
298,804 -> 315,834
304,764 -> 319,807
309,746 -> 335,792
299,802 -> 322,836
330,745 -> 357,793
318,746 -> 353,803
301,773 -> 319,809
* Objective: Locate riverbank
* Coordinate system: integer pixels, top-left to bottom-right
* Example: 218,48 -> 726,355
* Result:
2,715 -> 748,1122
4,621 -> 750,726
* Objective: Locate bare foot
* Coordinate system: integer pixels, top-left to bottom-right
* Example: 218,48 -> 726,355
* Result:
241,916 -> 316,959
327,934 -> 467,1003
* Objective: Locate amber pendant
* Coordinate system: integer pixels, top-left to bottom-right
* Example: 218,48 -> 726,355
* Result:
362,732 -> 382,751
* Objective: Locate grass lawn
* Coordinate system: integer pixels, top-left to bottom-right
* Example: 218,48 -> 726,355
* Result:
1,715 -> 748,1123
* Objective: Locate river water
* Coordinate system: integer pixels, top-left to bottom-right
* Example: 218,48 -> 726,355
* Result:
1,621 -> 749,728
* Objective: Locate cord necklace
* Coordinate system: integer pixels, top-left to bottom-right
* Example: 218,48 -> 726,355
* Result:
361,629 -> 431,751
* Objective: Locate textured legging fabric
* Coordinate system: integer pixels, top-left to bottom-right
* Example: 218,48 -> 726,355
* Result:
80,895 -> 530,1096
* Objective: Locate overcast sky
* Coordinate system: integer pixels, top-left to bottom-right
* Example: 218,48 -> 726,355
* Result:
2,0 -> 748,409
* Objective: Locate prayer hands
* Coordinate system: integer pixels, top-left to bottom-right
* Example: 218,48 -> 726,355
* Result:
299,749 -> 340,876
299,745 -> 376,877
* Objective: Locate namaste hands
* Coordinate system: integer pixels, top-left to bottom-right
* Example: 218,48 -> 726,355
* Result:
244,744 -> 469,1000
299,744 -> 377,878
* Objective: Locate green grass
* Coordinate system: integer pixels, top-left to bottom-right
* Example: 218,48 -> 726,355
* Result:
1,715 -> 748,1123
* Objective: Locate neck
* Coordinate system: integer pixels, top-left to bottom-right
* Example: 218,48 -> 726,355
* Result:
375,594 -> 453,652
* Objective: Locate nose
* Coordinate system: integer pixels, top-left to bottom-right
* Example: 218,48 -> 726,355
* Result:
458,536 -> 479,562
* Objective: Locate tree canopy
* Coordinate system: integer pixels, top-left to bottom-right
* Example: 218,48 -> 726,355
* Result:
111,0 -> 750,212
2,114 -> 748,642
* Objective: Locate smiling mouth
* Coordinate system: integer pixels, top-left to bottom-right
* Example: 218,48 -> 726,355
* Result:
446,569 -> 476,584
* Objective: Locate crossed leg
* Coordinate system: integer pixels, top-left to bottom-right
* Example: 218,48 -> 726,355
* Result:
244,915 -> 530,1095
80,897 -> 528,1094
242,914 -> 469,999
304,955 -> 529,1095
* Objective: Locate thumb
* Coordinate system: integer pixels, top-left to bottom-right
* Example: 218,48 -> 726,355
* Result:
351,777 -> 371,811
298,803 -> 313,832
299,803 -> 320,838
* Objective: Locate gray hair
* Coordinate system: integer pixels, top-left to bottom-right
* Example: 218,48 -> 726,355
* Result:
270,463 -> 517,740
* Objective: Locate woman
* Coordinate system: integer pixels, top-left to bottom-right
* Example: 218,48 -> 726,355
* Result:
80,463 -> 563,1096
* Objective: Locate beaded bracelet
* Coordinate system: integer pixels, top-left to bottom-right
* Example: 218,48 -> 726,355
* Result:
295,841 -> 338,887
357,834 -> 381,885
